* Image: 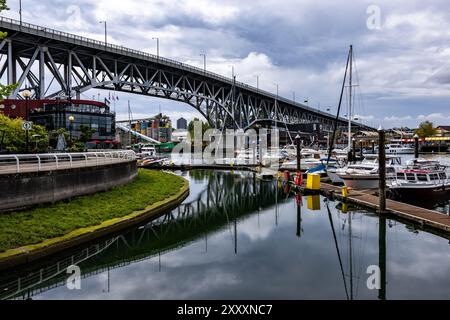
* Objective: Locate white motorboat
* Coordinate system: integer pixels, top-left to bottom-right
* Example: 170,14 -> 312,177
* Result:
137,146 -> 156,158
388,158 -> 450,198
261,148 -> 288,167
280,149 -> 322,170
384,144 -> 415,154
336,155 -> 401,189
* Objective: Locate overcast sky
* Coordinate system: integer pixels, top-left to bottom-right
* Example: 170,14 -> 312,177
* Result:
4,0 -> 450,128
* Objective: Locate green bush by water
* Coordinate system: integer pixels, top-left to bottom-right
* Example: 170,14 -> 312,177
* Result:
0,169 -> 185,252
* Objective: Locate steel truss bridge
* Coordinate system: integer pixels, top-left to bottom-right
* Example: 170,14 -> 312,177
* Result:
1,171 -> 292,300
0,16 -> 374,132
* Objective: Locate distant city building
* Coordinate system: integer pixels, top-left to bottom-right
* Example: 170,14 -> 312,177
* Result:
436,126 -> 450,137
118,113 -> 173,143
177,117 -> 187,130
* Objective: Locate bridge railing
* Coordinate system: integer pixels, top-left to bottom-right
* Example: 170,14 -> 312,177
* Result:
0,150 -> 136,174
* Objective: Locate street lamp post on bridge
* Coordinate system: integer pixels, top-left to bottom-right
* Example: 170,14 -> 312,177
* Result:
152,37 -> 160,58
199,53 -> 206,73
99,21 -> 107,50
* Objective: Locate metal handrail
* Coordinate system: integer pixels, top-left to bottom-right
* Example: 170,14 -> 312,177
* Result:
0,15 -> 364,126
0,150 -> 136,174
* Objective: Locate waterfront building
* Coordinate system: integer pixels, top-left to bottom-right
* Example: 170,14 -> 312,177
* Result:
0,98 -> 116,142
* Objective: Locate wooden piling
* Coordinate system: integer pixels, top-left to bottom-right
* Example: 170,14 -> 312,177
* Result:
378,128 -> 386,213
414,135 -> 419,159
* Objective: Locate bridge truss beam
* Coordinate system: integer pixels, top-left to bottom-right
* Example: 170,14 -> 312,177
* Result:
0,16 -> 374,132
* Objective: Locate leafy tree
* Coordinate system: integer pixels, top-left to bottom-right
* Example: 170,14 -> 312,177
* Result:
0,83 -> 18,100
415,121 -> 437,138
0,0 -> 8,12
49,128 -> 69,149
0,1 -> 17,99
0,113 -> 49,153
78,125 -> 95,144
188,118 -> 211,142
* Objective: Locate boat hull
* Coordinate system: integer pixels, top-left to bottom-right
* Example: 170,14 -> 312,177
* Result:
389,184 -> 450,198
327,171 -> 344,184
339,175 -> 380,189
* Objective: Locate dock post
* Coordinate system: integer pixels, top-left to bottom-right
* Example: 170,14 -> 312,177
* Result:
295,134 -> 301,171
447,201 -> 450,216
378,127 -> 386,213
352,138 -> 356,163
295,135 -> 302,185
360,140 -> 363,158
414,134 -> 419,159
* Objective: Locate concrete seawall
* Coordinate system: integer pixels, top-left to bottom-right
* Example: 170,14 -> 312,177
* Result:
0,160 -> 138,212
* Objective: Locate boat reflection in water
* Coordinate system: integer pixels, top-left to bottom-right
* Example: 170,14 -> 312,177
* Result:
1,170 -> 450,300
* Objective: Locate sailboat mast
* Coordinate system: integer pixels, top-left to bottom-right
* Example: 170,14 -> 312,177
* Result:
325,45 -> 351,166
348,45 -> 353,149
128,100 -> 132,147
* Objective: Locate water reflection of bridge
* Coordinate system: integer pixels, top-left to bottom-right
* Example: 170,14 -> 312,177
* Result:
1,170 -> 289,300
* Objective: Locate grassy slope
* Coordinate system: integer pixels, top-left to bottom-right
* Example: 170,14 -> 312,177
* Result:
0,169 -> 185,252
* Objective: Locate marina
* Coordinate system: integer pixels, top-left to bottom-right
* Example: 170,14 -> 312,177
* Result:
0,0 -> 450,305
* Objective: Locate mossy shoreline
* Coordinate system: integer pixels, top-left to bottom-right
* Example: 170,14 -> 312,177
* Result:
0,169 -> 189,266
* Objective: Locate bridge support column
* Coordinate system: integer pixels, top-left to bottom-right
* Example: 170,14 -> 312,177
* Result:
7,40 -> 17,88
39,46 -> 46,99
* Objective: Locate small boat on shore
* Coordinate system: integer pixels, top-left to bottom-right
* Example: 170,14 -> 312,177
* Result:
140,157 -> 167,167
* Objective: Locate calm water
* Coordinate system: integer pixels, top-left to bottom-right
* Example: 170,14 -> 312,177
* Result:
1,169 -> 450,300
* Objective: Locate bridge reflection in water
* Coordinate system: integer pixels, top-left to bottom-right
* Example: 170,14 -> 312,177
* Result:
3,170 -> 450,300
0,170 -> 290,300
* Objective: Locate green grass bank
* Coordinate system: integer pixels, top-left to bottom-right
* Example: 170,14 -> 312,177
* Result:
0,169 -> 186,253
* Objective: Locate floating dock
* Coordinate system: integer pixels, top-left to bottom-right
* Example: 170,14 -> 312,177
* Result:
297,181 -> 450,233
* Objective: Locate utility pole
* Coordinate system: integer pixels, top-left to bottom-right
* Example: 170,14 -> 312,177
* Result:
19,0 -> 22,26
99,21 -> 107,50
153,37 -> 159,58
200,53 -> 206,73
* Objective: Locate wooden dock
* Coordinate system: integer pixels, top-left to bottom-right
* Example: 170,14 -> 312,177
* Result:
303,182 -> 450,233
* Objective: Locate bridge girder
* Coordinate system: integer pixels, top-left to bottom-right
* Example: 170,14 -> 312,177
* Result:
0,16 -> 374,132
